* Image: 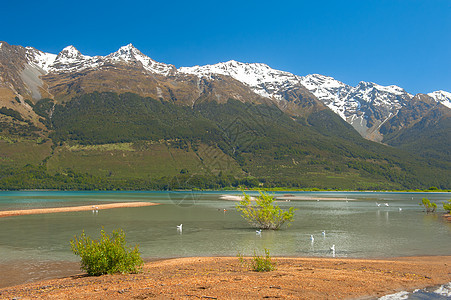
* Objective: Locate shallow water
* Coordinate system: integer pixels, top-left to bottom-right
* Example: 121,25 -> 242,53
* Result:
0,191 -> 450,287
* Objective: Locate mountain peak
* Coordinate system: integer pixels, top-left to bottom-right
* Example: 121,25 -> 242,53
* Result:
104,44 -> 175,75
428,90 -> 451,109
355,81 -> 409,97
57,45 -> 84,59
122,43 -> 136,50
108,44 -> 144,62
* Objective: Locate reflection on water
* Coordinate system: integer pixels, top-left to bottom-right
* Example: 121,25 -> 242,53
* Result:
0,191 -> 450,286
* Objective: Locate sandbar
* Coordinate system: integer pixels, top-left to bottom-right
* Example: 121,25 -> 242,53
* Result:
220,194 -> 356,201
0,256 -> 449,299
0,202 -> 159,218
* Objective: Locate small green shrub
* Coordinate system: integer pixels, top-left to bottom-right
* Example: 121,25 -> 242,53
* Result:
70,228 -> 143,276
236,191 -> 296,230
237,251 -> 245,266
251,248 -> 276,272
237,248 -> 276,272
419,198 -> 437,213
443,199 -> 451,213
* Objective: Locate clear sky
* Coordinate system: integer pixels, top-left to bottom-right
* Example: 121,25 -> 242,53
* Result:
1,0 -> 450,94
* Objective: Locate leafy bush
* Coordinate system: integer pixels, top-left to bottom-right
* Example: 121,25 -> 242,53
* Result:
237,248 -> 276,272
443,199 -> 451,213
70,228 -> 143,276
419,197 -> 437,213
251,248 -> 276,272
236,191 -> 296,229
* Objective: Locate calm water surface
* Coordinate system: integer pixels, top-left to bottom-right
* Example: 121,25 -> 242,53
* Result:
0,191 -> 450,286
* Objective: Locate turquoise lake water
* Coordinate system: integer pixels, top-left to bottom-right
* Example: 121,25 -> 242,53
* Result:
0,191 -> 450,287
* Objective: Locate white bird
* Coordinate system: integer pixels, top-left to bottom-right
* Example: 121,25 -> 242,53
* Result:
384,203 -> 389,207
256,229 -> 262,235
376,202 -> 381,207
177,224 -> 183,231
322,230 -> 326,237
310,235 -> 314,242
330,244 -> 336,257
399,207 -> 402,211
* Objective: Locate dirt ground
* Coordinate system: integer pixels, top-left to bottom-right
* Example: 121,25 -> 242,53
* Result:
0,256 -> 449,299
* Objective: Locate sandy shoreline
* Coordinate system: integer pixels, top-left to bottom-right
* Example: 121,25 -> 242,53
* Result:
0,256 -> 449,299
0,202 -> 159,218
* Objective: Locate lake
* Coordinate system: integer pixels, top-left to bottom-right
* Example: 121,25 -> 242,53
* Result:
0,190 -> 450,287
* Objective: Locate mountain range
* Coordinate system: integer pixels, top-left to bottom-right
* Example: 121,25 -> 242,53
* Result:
0,41 -> 450,190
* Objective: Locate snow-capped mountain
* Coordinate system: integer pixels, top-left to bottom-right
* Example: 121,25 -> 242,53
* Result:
105,44 -> 176,75
180,60 -> 302,101
1,41 -> 450,143
180,61 -> 423,140
23,43 -> 176,76
428,90 -> 451,109
25,47 -> 57,73
297,74 -> 352,120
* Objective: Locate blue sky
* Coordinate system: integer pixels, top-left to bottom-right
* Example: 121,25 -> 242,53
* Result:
1,0 -> 450,94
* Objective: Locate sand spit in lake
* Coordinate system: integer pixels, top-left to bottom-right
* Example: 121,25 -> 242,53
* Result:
220,194 -> 356,201
0,202 -> 159,218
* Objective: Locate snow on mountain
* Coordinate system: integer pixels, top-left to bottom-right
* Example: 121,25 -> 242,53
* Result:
25,47 -> 57,72
106,44 -> 176,75
11,42 -> 451,138
298,76 -> 413,138
23,44 -> 175,76
428,90 -> 451,109
47,46 -> 103,73
298,74 -> 352,119
181,61 -> 416,138
179,60 -> 302,100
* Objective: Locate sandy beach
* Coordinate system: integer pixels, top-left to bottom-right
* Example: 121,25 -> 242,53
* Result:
0,202 -> 159,218
0,256 -> 449,299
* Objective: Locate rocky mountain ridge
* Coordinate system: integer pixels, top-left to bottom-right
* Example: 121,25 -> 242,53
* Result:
1,41 -> 450,144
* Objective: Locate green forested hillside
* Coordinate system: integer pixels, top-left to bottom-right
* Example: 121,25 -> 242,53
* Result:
383,106 -> 451,162
0,91 -> 450,190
